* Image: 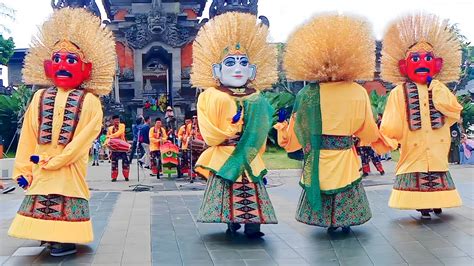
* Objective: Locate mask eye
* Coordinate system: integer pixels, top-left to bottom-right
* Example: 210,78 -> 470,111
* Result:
223,57 -> 236,67
240,58 -> 249,67
425,55 -> 433,61
53,55 -> 61,63
411,55 -> 420,62
67,58 -> 78,64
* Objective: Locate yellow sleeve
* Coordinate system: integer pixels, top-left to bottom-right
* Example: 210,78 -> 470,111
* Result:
273,113 -> 302,152
354,90 -> 381,146
12,90 -> 42,180
197,89 -> 242,146
373,86 -> 404,153
431,80 -> 463,126
43,94 -> 104,170
177,126 -> 185,140
108,123 -> 125,139
161,128 -> 168,141
149,128 -> 158,143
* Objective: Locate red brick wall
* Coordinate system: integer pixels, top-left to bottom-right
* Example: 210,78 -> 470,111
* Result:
114,9 -> 128,21
181,42 -> 193,69
116,42 -> 134,73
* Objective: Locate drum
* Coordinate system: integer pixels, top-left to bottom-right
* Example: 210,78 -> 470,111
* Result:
189,138 -> 207,153
107,138 -> 131,152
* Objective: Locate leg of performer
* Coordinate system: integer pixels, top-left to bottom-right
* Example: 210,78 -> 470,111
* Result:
111,152 -> 118,181
369,148 -> 385,175
150,151 -> 158,176
244,224 -> 264,238
360,147 -> 371,177
122,152 -> 130,181
157,151 -> 162,178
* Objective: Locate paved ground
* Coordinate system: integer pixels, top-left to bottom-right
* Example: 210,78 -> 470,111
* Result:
0,159 -> 473,266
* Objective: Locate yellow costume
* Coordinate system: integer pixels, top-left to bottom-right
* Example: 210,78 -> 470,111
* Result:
177,124 -> 190,150
377,14 -> 463,211
190,12 -> 278,231
275,14 -> 382,229
149,127 -> 168,152
194,88 -> 267,182
106,123 -> 126,142
9,8 -> 115,244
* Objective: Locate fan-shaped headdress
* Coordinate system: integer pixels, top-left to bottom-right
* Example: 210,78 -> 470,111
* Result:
284,14 -> 375,82
381,13 -> 461,84
191,12 -> 277,90
23,8 -> 116,96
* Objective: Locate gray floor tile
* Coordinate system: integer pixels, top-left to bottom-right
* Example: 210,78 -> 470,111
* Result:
430,246 -> 467,259
439,256 -> 474,266
244,259 -> 277,266
209,250 -> 242,261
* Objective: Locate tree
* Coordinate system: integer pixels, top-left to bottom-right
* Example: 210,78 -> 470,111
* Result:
0,85 -> 34,153
0,2 -> 15,34
0,35 -> 15,65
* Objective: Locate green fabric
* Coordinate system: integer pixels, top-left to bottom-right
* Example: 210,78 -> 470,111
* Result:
296,180 -> 372,227
293,83 -> 323,212
321,177 -> 362,195
216,93 -> 274,183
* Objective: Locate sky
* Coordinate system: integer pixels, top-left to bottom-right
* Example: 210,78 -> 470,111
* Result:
1,0 -> 473,49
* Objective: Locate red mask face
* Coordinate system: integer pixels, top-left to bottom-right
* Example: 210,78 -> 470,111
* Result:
398,51 -> 443,84
44,51 -> 92,89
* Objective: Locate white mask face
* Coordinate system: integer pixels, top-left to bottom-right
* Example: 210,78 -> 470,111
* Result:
212,54 -> 256,87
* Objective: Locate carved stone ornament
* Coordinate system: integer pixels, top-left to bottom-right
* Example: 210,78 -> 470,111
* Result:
51,0 -> 101,18
125,11 -> 196,49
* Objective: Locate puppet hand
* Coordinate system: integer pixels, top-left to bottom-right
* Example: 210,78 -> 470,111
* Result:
17,176 -> 29,189
277,109 -> 287,123
231,107 -> 242,124
30,155 -> 40,164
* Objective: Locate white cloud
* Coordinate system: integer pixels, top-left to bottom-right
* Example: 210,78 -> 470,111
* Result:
3,0 -> 473,49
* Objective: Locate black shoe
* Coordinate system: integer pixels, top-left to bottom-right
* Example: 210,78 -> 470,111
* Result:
362,173 -> 369,177
125,178 -> 129,182
245,231 -> 265,238
50,243 -> 77,257
111,179 -> 117,182
380,171 -> 385,176
342,226 -> 351,233
150,173 -> 157,176
418,209 -> 431,220
138,160 -> 144,168
2,186 -> 15,194
433,208 -> 442,215
226,223 -> 241,233
327,227 -> 339,233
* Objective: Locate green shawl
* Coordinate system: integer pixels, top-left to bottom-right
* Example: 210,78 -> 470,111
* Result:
293,83 -> 323,211
216,93 -> 274,183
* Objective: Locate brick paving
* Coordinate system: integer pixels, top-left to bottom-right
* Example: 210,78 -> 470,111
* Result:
0,161 -> 473,265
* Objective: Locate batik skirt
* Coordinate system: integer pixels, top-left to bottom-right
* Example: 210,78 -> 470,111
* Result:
296,180 -> 372,227
197,175 -> 277,224
8,194 -> 93,243
389,171 -> 462,209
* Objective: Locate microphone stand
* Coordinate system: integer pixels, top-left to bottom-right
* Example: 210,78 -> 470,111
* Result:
129,129 -> 153,192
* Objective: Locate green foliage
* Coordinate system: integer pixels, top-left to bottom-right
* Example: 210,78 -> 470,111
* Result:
0,85 -> 34,150
0,35 -> 14,65
369,90 -> 389,120
263,90 -> 296,145
458,95 -> 474,130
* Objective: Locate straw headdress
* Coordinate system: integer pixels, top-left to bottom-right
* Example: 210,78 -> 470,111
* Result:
23,8 -> 116,96
381,13 -> 461,84
191,12 -> 277,90
284,14 -> 375,82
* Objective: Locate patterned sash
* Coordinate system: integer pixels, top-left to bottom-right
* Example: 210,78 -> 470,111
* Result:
38,87 -> 87,145
320,135 -> 353,150
403,82 -> 445,131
